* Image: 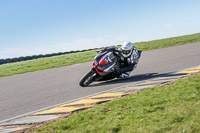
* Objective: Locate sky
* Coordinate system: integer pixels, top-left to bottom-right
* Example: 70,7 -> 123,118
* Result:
0,0 -> 200,59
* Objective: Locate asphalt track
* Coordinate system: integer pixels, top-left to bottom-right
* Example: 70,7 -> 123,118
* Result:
0,42 -> 200,121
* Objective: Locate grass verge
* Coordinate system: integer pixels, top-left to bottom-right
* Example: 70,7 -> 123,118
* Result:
34,73 -> 200,133
1,33 -> 200,77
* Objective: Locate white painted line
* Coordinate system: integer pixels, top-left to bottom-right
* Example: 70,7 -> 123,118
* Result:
0,69 -> 191,124
0,79 -> 145,124
175,65 -> 200,73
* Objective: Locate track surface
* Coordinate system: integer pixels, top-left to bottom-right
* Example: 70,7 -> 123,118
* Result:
0,42 -> 200,121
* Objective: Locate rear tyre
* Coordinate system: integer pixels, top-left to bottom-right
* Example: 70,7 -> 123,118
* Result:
79,71 -> 95,87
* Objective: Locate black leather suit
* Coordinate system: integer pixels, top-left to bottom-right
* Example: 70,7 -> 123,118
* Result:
100,47 -> 140,76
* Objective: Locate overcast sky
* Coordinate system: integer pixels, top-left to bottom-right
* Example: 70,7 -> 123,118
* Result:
0,0 -> 200,59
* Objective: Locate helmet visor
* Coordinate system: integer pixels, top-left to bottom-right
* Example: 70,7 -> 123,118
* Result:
122,50 -> 131,55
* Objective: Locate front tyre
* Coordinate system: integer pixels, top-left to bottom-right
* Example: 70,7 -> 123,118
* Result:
79,71 -> 95,87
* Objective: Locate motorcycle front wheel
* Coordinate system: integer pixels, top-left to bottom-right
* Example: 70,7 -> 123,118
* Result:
79,71 -> 95,87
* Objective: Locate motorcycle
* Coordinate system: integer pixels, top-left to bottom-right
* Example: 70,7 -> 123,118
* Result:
79,49 -> 141,87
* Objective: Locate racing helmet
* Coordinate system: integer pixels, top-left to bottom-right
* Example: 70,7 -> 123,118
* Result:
121,42 -> 133,57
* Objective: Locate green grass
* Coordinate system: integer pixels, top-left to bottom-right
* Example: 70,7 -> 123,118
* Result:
0,50 -> 99,77
34,73 -> 200,133
1,33 -> 200,77
134,33 -> 200,51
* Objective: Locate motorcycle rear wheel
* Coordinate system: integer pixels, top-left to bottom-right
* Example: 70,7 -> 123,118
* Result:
79,71 -> 95,87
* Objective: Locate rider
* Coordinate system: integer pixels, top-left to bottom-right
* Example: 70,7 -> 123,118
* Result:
100,42 -> 140,79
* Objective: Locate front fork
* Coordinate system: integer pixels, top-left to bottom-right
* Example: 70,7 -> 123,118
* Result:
90,67 -> 96,73
90,67 -> 102,81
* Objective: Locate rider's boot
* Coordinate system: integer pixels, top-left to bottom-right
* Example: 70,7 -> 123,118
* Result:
119,72 -> 129,80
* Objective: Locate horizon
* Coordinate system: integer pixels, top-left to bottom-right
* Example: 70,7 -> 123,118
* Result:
0,32 -> 199,60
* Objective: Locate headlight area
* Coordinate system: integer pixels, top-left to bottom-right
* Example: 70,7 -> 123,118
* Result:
95,60 -> 98,66
97,65 -> 104,71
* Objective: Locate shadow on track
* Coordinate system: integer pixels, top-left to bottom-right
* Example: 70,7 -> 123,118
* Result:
88,72 -> 186,87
